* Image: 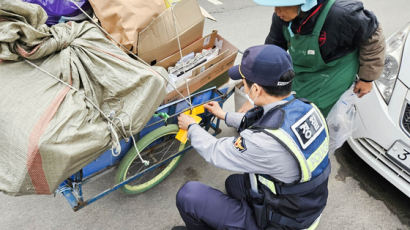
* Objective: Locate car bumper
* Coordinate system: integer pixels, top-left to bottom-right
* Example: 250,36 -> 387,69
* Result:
347,137 -> 410,198
347,79 -> 410,198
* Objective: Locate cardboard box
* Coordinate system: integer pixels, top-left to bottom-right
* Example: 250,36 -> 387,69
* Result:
89,0 -> 166,53
138,0 -> 204,65
157,31 -> 238,104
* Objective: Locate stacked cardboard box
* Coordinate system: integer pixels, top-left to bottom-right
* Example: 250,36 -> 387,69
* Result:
141,0 -> 237,103
138,0 -> 206,64
91,0 -> 238,103
157,31 -> 238,103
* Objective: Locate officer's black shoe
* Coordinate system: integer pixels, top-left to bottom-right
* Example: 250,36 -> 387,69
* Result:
171,226 -> 187,230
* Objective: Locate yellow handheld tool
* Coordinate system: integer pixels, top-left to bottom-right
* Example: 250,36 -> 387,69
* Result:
175,105 -> 205,144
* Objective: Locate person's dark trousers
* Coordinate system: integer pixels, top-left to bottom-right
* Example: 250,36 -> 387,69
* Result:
175,174 -> 259,230
224,174 -> 250,201
224,175 -> 297,230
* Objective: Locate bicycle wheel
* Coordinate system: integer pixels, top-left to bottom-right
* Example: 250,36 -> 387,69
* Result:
115,124 -> 185,194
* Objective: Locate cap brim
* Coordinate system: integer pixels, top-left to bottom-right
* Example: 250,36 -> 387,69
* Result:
253,0 -> 296,7
228,65 -> 242,80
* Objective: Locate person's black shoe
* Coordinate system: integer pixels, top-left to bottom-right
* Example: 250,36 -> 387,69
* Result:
171,226 -> 187,230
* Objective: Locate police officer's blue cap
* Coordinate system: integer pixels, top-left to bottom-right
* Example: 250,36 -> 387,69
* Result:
228,45 -> 293,87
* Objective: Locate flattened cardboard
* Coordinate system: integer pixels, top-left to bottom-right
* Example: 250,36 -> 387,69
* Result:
157,31 -> 218,68
138,0 -> 205,64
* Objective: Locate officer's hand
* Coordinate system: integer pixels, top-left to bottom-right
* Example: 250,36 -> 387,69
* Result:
354,80 -> 372,98
178,114 -> 196,130
238,101 -> 253,113
204,101 -> 226,120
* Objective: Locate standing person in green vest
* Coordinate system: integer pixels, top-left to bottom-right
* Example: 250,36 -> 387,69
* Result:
252,0 -> 385,117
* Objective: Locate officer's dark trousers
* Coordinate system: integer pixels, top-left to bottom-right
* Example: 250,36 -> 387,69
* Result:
176,174 -> 259,230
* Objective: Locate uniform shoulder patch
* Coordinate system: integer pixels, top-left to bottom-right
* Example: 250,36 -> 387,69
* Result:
233,136 -> 247,152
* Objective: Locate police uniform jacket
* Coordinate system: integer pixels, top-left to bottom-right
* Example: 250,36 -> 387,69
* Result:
187,100 -> 300,184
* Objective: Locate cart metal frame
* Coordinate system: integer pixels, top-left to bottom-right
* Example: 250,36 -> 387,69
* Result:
56,87 -> 234,211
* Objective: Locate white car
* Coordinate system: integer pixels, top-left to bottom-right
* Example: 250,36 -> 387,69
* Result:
348,23 -> 410,198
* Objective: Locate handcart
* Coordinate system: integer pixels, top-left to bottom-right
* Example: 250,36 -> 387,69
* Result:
57,86 -> 235,211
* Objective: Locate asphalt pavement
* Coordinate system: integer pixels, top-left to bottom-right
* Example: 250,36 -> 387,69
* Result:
1,0 -> 410,229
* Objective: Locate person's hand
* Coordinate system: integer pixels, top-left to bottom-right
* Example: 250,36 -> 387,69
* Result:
204,101 -> 226,120
178,114 -> 196,130
354,80 -> 373,98
238,101 -> 254,113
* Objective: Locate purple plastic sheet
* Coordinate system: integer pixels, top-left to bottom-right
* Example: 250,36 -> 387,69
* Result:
23,0 -> 90,25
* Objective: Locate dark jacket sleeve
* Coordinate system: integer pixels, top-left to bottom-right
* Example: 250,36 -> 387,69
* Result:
265,13 -> 288,50
358,25 -> 385,81
341,0 -> 385,81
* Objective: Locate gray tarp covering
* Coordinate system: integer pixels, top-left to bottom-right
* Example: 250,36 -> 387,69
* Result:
0,0 -> 168,195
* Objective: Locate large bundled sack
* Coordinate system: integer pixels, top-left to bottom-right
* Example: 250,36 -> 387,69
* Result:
88,0 -> 166,53
0,0 -> 168,195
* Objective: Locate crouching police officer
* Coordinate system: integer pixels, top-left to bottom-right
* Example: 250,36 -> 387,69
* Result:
174,45 -> 331,230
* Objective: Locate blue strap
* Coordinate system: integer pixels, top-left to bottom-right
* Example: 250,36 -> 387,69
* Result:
283,94 -> 295,101
270,210 -> 321,229
275,161 -> 331,195
287,22 -> 295,38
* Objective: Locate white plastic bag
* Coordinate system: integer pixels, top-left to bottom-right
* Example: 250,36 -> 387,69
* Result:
326,85 -> 358,153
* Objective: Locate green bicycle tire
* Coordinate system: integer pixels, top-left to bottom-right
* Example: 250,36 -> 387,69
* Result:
115,124 -> 185,194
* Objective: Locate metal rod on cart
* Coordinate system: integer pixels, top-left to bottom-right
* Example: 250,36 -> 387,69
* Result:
59,183 -> 82,210
144,90 -> 227,130
72,146 -> 192,211
59,87 -> 233,211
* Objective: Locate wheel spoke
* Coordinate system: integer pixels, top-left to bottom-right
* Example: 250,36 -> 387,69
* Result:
159,141 -> 178,162
125,134 -> 180,185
